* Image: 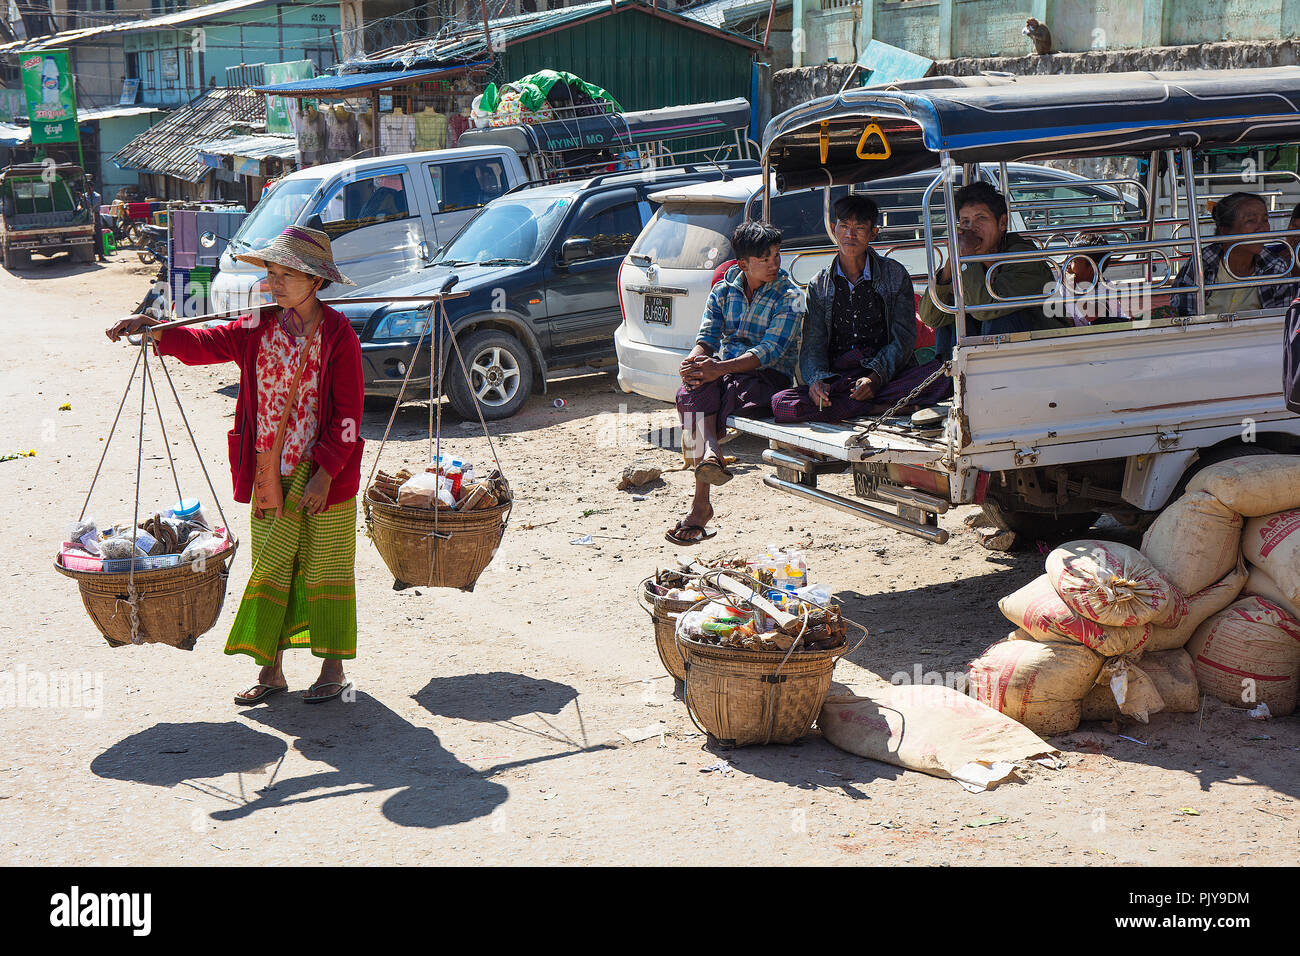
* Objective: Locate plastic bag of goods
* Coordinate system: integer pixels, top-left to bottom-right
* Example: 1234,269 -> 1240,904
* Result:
1243,564 -> 1300,621
1141,491 -> 1243,596
1185,597 -> 1300,717
397,472 -> 455,509
1079,657 -> 1167,723
1046,539 -> 1185,628
1185,455 -> 1300,516
1146,558 -> 1248,652
999,574 -> 1150,655
967,630 -> 1104,737
1241,510 -> 1300,614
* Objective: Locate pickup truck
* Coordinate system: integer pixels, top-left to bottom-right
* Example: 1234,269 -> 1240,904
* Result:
730,69 -> 1300,543
0,162 -> 96,268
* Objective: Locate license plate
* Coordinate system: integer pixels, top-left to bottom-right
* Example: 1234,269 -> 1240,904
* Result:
643,294 -> 672,326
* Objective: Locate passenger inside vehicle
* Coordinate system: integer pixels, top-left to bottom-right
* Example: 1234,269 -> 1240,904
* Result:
1062,232 -> 1127,326
918,181 -> 1063,359
771,194 -> 950,424
1170,191 -> 1296,315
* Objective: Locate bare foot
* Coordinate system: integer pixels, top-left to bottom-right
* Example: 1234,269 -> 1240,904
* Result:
235,663 -> 286,702
305,660 -> 348,701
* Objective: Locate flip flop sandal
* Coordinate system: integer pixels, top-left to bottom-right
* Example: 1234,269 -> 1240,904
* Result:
695,457 -> 733,486
665,521 -> 717,546
303,680 -> 352,705
234,683 -> 287,706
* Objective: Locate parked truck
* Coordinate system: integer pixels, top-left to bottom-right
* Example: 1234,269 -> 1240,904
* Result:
0,162 -> 96,268
729,69 -> 1300,543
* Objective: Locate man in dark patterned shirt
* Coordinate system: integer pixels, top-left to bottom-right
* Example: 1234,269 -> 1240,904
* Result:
772,195 -> 948,424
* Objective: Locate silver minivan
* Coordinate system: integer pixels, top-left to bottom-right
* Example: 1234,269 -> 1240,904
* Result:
209,144 -> 527,313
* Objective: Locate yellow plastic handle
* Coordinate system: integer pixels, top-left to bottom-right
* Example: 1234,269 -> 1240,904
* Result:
856,122 -> 891,161
819,120 -> 830,164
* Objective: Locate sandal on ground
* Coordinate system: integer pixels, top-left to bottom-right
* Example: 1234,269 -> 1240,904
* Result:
665,521 -> 717,546
695,456 -> 733,486
234,683 -> 287,706
303,680 -> 352,704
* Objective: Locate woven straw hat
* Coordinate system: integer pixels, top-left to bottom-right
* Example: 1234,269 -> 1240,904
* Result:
233,224 -> 355,286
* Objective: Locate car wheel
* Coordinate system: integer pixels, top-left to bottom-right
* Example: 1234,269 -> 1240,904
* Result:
445,329 -> 534,421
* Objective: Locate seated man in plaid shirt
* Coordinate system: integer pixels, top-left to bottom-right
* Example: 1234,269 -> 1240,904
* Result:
667,221 -> 802,546
1171,191 -> 1296,316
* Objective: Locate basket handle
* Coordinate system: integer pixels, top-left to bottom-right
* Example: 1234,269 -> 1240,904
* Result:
636,576 -> 658,618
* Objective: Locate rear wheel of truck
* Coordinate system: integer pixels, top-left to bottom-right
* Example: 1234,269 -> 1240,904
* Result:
445,329 -> 534,422
71,242 -> 94,264
1174,442 -> 1280,499
6,245 -> 30,269
980,499 -> 1100,542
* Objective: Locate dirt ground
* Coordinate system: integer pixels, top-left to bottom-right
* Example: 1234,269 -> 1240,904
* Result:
1,253 -> 1297,867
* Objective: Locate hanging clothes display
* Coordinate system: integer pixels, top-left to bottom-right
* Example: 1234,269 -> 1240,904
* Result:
380,107 -> 416,154
413,109 -> 448,150
295,104 -> 326,167
325,106 -> 359,163
447,112 -> 470,148
357,111 -> 375,155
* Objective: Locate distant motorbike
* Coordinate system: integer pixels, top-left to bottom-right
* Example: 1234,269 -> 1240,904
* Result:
135,222 -> 167,265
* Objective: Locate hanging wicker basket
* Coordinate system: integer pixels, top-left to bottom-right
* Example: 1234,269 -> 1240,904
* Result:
54,543 -> 237,650
365,491 -> 510,591
361,291 -> 515,593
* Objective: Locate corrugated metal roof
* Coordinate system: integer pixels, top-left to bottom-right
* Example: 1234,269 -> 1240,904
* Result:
255,62 -> 487,96
77,105 -> 165,123
678,0 -> 788,32
112,87 -> 265,182
353,0 -> 760,72
193,132 -> 295,161
0,0 -> 317,53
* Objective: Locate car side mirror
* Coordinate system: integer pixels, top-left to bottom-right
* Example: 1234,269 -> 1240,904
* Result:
560,237 -> 592,265
200,231 -> 217,248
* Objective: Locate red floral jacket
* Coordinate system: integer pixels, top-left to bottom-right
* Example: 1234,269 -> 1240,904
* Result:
154,305 -> 364,507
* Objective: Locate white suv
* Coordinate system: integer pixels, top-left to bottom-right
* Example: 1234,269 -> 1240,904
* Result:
615,166 -> 1139,402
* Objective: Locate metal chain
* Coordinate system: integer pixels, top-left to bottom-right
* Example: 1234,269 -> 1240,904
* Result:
851,360 -> 952,441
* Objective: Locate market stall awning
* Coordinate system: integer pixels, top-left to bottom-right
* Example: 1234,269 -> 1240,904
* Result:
0,122 -> 31,148
254,62 -> 489,98
112,87 -> 266,183
194,133 -> 296,176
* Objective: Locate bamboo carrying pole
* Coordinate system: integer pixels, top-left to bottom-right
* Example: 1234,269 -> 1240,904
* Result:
117,291 -> 472,334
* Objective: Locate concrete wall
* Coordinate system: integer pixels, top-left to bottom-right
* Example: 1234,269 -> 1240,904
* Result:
815,0 -> 1300,64
771,39 -> 1300,183
773,37 -> 1300,116
122,3 -> 340,109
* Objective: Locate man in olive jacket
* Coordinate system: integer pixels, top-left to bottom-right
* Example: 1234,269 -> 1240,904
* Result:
919,181 -> 1063,359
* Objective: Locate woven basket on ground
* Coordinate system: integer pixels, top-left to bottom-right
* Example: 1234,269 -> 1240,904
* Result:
638,579 -> 700,681
677,637 -> 846,746
54,544 -> 236,650
365,491 -> 510,591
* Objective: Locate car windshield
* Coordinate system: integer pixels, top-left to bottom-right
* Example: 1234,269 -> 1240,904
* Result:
435,195 -> 573,266
632,202 -> 739,270
230,177 -> 322,251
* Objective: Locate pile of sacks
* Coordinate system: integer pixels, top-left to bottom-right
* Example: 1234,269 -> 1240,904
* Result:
969,455 -> 1300,736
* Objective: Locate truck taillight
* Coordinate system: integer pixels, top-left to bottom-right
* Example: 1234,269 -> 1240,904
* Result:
617,259 -> 627,326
